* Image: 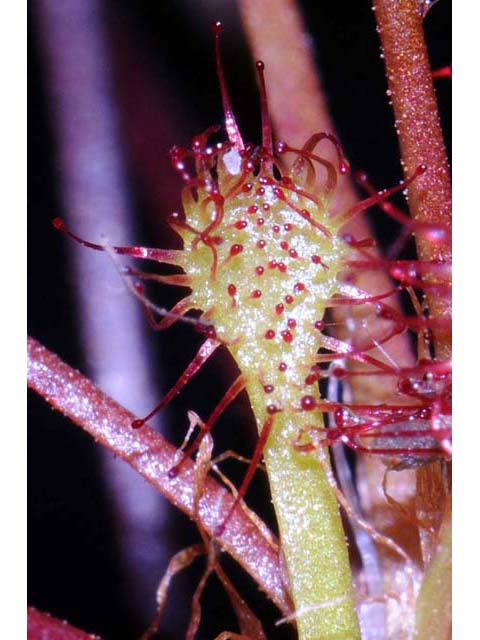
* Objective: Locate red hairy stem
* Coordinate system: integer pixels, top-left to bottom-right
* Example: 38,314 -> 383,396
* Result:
27,607 -> 101,640
373,0 -> 452,357
27,337 -> 291,616
373,0 -> 452,579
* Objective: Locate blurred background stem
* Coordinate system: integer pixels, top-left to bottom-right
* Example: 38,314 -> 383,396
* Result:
34,0 -> 172,626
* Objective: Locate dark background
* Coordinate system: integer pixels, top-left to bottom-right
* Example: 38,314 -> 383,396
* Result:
28,1 -> 451,638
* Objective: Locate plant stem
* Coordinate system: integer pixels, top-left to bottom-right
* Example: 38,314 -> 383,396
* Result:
27,607 -> 102,640
243,379 -> 361,640
373,0 -> 452,358
27,336 -> 291,616
34,0 -> 170,617
373,8 -> 452,637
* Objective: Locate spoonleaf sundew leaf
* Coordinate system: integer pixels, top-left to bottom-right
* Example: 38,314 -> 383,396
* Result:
51,20 -> 452,640
167,121 -> 363,640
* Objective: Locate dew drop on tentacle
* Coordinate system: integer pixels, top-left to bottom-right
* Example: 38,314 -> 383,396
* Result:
301,395 -> 316,411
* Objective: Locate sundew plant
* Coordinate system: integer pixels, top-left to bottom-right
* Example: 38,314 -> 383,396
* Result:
28,1 -> 451,639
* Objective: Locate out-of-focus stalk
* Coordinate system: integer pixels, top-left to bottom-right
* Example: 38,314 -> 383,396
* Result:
34,0 -> 169,622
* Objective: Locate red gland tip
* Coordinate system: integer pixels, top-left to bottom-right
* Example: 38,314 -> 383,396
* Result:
168,466 -> 180,479
52,216 -> 65,230
131,418 -> 145,429
195,323 -> 217,339
267,404 -> 280,414
256,60 -> 265,71
213,21 -> 223,35
301,395 -> 316,411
